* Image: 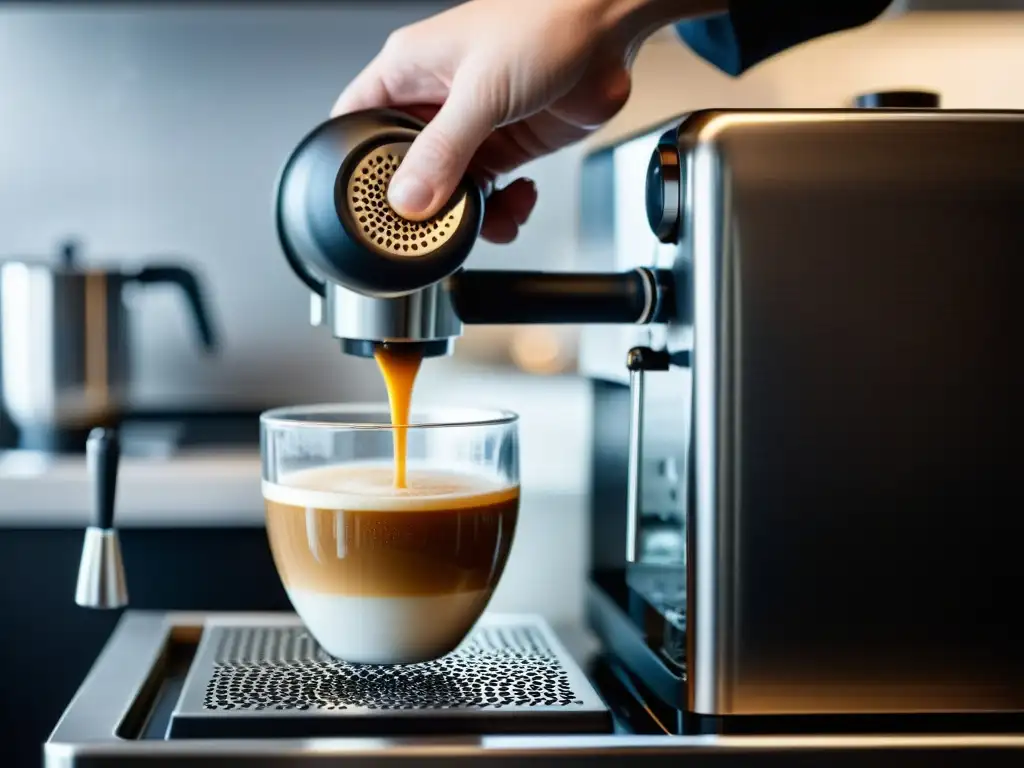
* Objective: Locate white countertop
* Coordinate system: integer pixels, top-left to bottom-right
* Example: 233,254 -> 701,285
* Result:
0,447 -> 591,526
0,447 -> 264,527
0,364 -> 595,527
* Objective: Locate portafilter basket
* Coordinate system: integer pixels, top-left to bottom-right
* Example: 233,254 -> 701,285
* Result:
275,108 -> 484,298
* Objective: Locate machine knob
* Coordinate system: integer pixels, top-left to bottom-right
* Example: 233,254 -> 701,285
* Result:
854,90 -> 941,109
645,144 -> 682,244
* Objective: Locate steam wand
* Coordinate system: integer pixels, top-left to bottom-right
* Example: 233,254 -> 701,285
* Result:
74,428 -> 128,609
625,346 -> 691,564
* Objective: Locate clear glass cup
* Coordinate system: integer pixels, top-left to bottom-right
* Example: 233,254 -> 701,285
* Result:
260,404 -> 520,664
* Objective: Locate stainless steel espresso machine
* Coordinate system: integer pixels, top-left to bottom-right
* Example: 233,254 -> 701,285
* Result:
45,104 -> 1024,765
580,96 -> 1024,733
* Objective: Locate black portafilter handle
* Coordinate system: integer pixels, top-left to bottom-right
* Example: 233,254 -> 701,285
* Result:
87,427 -> 120,530
449,267 -> 677,325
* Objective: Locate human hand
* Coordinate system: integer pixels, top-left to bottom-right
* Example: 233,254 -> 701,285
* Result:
333,0 -> 721,243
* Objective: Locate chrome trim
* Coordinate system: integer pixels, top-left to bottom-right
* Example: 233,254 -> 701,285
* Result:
309,292 -> 323,327
689,135 -> 726,716
324,280 -> 463,345
634,267 -> 656,325
625,365 -> 645,563
74,527 -> 128,609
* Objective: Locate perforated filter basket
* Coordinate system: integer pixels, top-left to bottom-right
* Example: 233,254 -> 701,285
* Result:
275,108 -> 484,296
345,141 -> 465,258
169,614 -> 610,738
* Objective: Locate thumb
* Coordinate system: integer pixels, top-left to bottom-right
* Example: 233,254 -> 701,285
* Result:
388,79 -> 497,220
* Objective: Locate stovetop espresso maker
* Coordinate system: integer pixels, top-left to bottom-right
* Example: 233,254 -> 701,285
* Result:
275,101 -> 1024,729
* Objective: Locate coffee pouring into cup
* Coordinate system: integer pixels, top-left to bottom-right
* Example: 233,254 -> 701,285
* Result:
270,108 -> 683,664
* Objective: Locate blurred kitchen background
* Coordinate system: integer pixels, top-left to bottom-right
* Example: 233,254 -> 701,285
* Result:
4,0 -> 1024,485
3,1 -> 1024,765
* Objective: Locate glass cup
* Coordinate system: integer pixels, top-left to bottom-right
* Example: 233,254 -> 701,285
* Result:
260,404 -> 520,664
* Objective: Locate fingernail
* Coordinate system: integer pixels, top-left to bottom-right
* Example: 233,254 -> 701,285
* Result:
388,173 -> 433,216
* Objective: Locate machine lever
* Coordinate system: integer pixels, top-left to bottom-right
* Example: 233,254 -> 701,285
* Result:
625,346 -> 690,563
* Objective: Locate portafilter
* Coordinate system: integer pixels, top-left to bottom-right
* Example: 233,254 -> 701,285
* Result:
274,108 -> 678,358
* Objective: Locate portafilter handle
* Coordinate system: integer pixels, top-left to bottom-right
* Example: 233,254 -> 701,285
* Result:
75,428 -> 128,609
625,347 -> 690,564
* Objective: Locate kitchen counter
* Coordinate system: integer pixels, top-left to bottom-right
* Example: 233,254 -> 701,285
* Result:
0,358 -> 595,531
0,364 -> 592,528
0,450 -> 586,528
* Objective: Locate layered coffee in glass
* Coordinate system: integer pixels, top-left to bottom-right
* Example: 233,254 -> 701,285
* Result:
260,404 -> 519,664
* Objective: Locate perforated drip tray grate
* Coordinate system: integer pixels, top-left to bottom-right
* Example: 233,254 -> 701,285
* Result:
169,614 -> 611,738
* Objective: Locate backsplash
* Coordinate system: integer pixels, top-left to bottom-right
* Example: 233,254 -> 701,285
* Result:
0,2 -> 583,408
2,4 -> 1024,459
593,10 -> 1024,146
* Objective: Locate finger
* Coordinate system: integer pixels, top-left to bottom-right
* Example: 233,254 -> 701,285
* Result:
479,210 -> 518,244
497,178 -> 538,227
479,179 -> 538,244
388,71 -> 498,221
400,104 -> 499,194
332,56 -> 391,116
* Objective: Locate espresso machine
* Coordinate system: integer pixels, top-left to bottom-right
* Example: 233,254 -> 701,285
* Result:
45,103 -> 1024,764
580,91 -> 1024,730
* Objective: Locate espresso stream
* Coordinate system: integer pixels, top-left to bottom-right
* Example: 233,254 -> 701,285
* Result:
373,344 -> 424,489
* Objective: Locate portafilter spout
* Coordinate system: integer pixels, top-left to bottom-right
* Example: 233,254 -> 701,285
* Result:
74,428 -> 128,610
274,108 -> 677,358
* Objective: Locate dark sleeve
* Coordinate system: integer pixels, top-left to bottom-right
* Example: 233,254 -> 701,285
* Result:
675,1 -> 892,76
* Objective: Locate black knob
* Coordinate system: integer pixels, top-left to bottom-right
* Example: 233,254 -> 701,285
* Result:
855,90 -> 941,109
59,240 -> 79,270
86,428 -> 120,530
645,143 -> 682,244
275,108 -> 484,297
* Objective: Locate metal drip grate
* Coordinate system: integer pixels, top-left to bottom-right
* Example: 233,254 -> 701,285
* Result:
169,615 -> 610,738
204,625 -> 578,712
345,141 -> 464,258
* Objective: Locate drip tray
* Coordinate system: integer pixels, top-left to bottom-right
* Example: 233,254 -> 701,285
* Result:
169,614 -> 611,738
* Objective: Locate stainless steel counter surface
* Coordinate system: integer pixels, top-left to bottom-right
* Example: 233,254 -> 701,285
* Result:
45,611 -> 1024,767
